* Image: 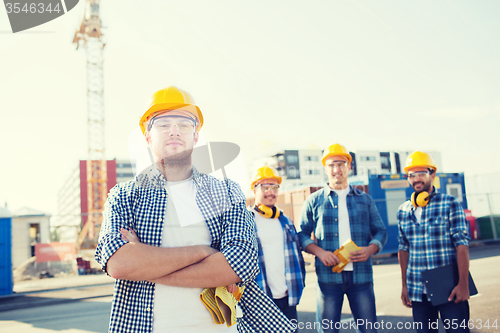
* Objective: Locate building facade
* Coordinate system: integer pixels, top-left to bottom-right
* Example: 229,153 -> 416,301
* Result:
54,159 -> 134,243
11,207 -> 51,269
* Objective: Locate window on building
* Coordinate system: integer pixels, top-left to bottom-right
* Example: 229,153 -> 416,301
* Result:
380,152 -> 391,170
117,173 -> 134,178
276,167 -> 285,177
287,168 -> 300,179
286,154 -> 299,164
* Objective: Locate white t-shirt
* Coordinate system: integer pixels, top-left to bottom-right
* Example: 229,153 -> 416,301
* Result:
414,206 -> 426,293
332,187 -> 353,271
415,207 -> 422,224
252,208 -> 287,299
153,177 -> 236,333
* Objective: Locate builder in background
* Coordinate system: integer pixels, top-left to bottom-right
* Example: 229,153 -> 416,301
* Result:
398,151 -> 471,333
248,166 -> 306,324
297,143 -> 387,333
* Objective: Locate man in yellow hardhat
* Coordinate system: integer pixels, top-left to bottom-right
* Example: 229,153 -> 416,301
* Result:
96,86 -> 295,332
248,166 -> 305,326
398,151 -> 471,333
297,143 -> 387,333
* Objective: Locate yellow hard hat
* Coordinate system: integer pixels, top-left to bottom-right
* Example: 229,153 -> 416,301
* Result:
321,143 -> 352,166
139,86 -> 204,135
404,151 -> 437,174
251,166 -> 282,189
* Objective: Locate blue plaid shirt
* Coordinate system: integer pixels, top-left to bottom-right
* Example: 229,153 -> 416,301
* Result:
397,189 -> 470,302
250,209 -> 306,307
95,167 -> 295,333
297,185 -> 387,285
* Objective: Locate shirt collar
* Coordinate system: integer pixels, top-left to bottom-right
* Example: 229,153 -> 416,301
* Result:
136,165 -> 204,189
323,184 -> 354,197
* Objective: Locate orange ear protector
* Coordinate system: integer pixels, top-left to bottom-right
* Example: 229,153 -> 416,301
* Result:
411,191 -> 436,207
254,205 -> 280,219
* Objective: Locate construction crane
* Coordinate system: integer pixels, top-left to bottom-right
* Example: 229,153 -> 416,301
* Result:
72,0 -> 107,251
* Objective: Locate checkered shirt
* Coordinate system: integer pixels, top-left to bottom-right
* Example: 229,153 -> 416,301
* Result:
397,189 -> 470,302
95,166 -> 295,333
251,209 -> 306,307
297,185 -> 388,285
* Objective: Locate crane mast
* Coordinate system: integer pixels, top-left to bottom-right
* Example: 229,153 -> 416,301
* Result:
73,0 -> 106,250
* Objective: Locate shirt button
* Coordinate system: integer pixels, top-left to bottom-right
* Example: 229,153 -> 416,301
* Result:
162,193 -> 166,197
146,307 -> 151,312
158,218 -> 162,222
335,233 -> 338,237
334,206 -> 337,208
335,219 -> 338,221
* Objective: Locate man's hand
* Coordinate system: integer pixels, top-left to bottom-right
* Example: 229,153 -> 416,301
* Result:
120,228 -> 140,243
401,285 -> 412,308
349,244 -> 378,262
317,249 -> 341,267
448,282 -> 470,303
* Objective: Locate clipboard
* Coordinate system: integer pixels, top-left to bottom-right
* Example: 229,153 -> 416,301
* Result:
421,264 -> 478,306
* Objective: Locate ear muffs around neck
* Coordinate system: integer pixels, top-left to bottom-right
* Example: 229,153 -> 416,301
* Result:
411,191 -> 436,207
254,205 -> 280,219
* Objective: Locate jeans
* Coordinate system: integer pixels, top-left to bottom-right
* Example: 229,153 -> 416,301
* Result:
412,295 -> 470,333
273,296 -> 298,321
316,271 -> 377,333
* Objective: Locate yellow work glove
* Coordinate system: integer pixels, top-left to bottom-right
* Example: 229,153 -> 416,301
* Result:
331,239 -> 361,273
200,286 -> 245,327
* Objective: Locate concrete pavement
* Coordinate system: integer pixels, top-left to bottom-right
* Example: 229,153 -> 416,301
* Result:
1,240 -> 498,333
0,273 -> 114,312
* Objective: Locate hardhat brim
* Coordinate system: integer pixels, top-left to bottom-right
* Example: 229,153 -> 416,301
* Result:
404,165 -> 437,174
321,153 -> 352,166
140,103 -> 204,134
251,176 -> 282,189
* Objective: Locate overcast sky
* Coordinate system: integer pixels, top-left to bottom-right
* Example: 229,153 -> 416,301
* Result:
1,0 -> 499,215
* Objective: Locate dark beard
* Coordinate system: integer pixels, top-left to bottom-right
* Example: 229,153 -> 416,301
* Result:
160,148 -> 193,168
413,182 -> 432,194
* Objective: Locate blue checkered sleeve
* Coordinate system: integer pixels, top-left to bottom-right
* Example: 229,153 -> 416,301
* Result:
297,195 -> 317,250
282,214 -> 306,306
219,200 -> 259,284
96,183 -> 134,274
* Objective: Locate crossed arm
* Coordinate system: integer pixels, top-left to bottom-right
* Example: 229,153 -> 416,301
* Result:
106,228 -> 241,289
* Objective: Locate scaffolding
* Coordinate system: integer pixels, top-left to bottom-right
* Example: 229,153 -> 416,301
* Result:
73,0 -> 106,250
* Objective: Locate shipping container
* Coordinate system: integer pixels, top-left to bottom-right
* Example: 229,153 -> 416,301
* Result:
0,207 -> 12,296
368,173 -> 469,254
